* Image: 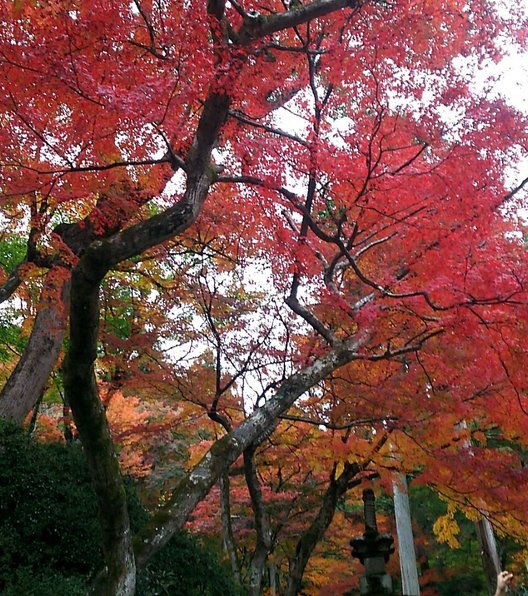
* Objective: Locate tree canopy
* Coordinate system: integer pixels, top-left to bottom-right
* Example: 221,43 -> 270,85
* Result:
1,0 -> 528,593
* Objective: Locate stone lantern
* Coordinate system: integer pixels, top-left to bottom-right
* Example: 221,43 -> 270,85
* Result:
350,489 -> 395,595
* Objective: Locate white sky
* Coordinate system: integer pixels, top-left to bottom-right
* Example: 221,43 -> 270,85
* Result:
492,51 -> 528,113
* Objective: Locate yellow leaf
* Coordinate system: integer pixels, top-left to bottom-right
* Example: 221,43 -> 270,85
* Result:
433,505 -> 461,549
335,460 -> 344,478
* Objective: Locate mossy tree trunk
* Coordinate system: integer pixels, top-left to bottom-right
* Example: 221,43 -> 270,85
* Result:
133,340 -> 364,568
61,89 -> 232,593
63,256 -> 136,595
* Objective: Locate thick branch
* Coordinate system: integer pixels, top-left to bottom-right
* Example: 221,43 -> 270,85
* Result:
279,412 -> 397,430
7,155 -> 176,176
503,174 -> 528,202
0,262 -> 23,304
235,0 -> 360,44
134,335 -> 365,567
229,109 -> 309,147
83,93 -> 230,271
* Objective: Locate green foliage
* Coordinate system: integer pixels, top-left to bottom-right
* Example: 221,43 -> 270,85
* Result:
409,485 -> 487,595
0,421 -> 102,591
0,309 -> 26,361
101,279 -> 136,340
2,568 -> 87,596
0,235 -> 26,273
0,238 -> 28,360
0,421 -> 241,595
137,533 -> 244,596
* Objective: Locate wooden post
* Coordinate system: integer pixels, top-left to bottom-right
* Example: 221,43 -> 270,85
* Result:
476,517 -> 501,595
392,474 -> 420,596
458,422 -> 502,594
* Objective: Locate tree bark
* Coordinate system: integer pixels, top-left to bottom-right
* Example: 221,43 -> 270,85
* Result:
134,338 -> 364,568
63,263 -> 136,596
0,214 -> 110,424
0,261 -> 23,304
51,4 -> 386,590
244,446 -> 273,596
0,268 -> 70,423
61,84 -> 233,593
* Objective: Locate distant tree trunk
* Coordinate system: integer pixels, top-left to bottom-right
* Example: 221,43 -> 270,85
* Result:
0,268 -> 70,423
285,462 -> 360,596
392,473 -> 420,596
220,472 -> 241,585
27,390 -> 44,436
269,564 -> 278,595
245,446 -> 273,596
476,517 -> 501,595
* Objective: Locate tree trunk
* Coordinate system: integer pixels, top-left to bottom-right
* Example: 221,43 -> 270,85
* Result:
220,472 -> 241,584
63,263 -> 136,595
54,10 -> 374,587
285,462 -> 360,596
392,473 -> 420,596
459,421 -> 501,595
61,85 -> 234,593
244,446 -> 273,596
0,268 -> 70,423
248,546 -> 270,596
269,564 -> 278,596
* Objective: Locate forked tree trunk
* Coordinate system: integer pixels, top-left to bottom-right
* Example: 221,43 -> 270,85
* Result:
244,447 -> 273,596
285,462 -> 360,596
54,12 -> 372,587
0,268 -> 70,423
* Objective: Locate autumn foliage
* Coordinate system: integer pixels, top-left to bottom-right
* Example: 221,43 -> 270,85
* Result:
1,0 -> 528,593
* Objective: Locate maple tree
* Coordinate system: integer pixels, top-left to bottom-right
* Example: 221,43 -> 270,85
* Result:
1,0 -> 528,594
187,415 -> 386,594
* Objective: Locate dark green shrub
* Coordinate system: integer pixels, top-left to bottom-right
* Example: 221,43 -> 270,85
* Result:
2,567 -> 87,596
0,420 -> 241,595
137,532 -> 243,596
0,421 -> 101,590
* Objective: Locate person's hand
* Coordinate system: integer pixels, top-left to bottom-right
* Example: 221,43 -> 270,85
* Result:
495,571 -> 514,595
